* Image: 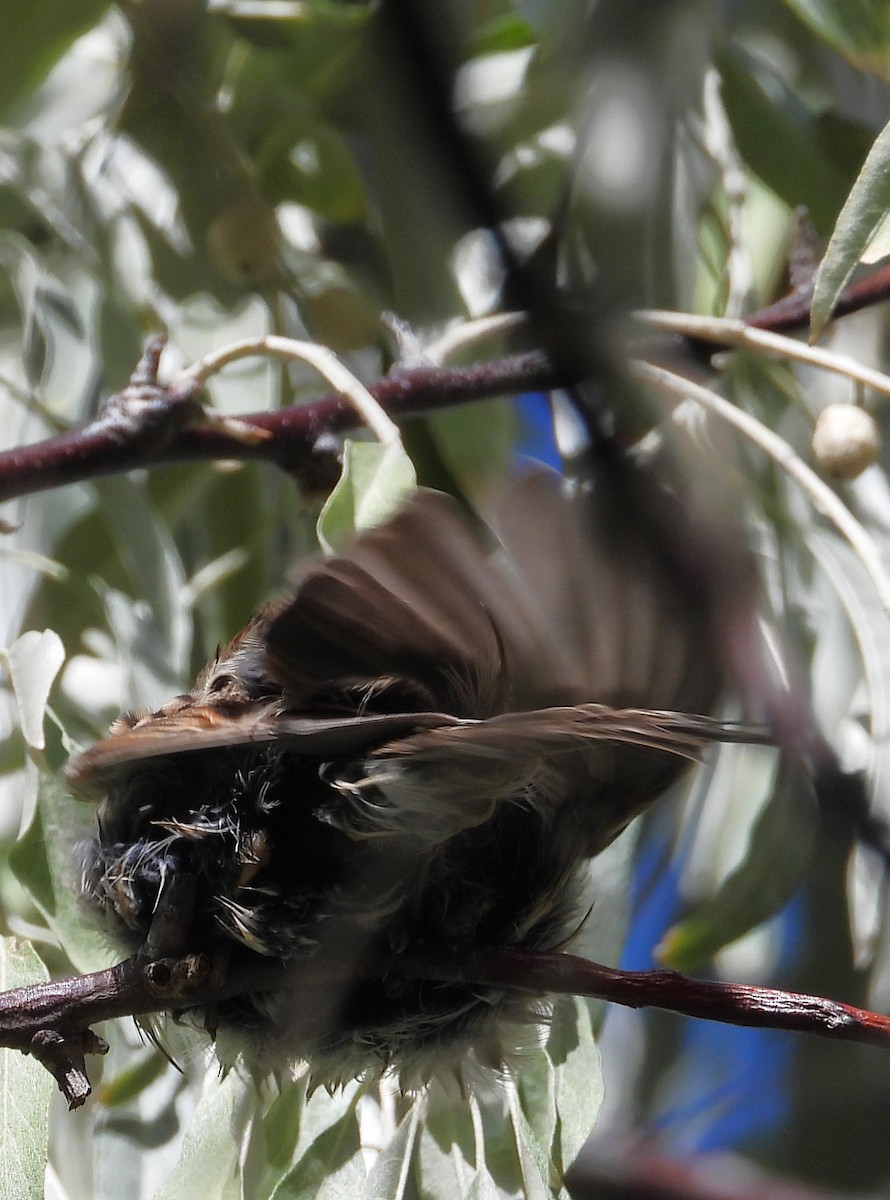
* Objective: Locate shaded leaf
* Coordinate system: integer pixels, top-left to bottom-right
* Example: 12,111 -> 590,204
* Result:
0,0 -> 109,119
718,46 -> 873,236
781,0 -> 890,79
10,771 -> 112,974
658,756 -> 814,971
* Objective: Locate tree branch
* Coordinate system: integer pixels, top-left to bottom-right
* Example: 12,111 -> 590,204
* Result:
0,349 -> 559,504
747,260 -> 890,335
7,942 -> 890,1109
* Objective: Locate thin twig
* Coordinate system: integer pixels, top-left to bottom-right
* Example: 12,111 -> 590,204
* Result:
178,335 -> 402,445
637,310 -> 890,401
631,359 -> 890,618
424,312 -> 528,364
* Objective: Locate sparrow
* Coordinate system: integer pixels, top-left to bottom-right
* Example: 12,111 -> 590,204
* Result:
68,470 -> 762,1085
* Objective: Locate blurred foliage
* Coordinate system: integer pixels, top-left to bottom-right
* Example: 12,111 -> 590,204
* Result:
1,0 -> 890,1197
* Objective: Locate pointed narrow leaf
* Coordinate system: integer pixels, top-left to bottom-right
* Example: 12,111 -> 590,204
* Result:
811,116 -> 890,339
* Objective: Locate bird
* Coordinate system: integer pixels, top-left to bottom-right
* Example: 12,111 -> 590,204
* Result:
68,469 -> 763,1087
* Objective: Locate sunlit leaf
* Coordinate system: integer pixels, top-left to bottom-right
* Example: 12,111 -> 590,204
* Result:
317,439 -> 416,553
4,629 -> 65,753
0,937 -> 51,1200
153,1071 -> 256,1200
811,115 -> 890,339
506,1084 -> 557,1200
549,999 -> 603,1176
419,1088 -> 478,1200
270,1102 -> 364,1200
359,1099 -> 421,1200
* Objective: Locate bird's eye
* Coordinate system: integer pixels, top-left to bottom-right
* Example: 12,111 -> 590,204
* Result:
209,674 -> 234,693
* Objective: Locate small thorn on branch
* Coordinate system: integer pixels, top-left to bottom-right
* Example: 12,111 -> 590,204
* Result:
29,1027 -> 108,1110
98,335 -> 269,452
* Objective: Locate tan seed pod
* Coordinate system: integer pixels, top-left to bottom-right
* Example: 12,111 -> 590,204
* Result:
812,403 -> 882,481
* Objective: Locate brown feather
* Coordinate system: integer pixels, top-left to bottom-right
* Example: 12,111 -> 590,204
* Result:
69,469 -> 760,1084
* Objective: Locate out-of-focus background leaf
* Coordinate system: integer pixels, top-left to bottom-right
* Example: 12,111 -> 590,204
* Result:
0,1 -> 889,1197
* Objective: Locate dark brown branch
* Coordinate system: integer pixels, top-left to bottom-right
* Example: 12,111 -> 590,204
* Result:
0,350 -> 560,504
746,260 -> 890,335
388,946 -> 890,1048
6,941 -> 890,1108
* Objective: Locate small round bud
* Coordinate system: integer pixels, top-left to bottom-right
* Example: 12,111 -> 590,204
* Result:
207,195 -> 281,286
811,404 -> 881,481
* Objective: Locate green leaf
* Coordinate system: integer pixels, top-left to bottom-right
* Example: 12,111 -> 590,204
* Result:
506,1084 -> 559,1200
0,0 -> 110,119
10,771 -> 113,974
317,439 -> 416,553
427,400 -> 516,503
0,937 -> 51,1200
418,1088 -> 478,1200
810,115 -> 890,339
781,0 -> 890,79
153,1070 -> 256,1200
4,629 -> 65,753
257,1076 -> 307,1181
658,756 -> 814,971
360,1098 -> 422,1200
549,999 -> 603,1176
95,476 -> 191,692
470,15 -> 538,57
259,117 -> 367,222
718,47 -> 873,237
516,1047 -> 557,1170
94,1047 -> 167,1109
270,1102 -> 365,1200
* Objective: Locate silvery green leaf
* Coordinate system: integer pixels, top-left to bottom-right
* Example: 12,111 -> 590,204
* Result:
10,771 -> 113,974
811,114 -> 890,339
152,1070 -> 255,1200
94,476 -> 191,700
516,1044 -> 556,1166
0,936 -> 51,1200
549,999 -> 603,1177
317,440 -> 416,554
4,628 -> 65,753
506,1084 -> 559,1200
417,1089 -> 478,1200
359,1097 -> 422,1200
270,1102 -> 365,1200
